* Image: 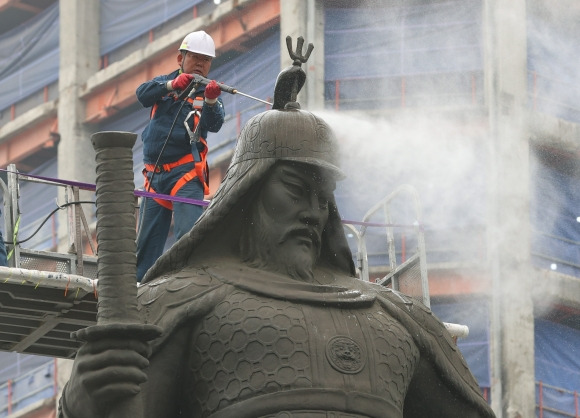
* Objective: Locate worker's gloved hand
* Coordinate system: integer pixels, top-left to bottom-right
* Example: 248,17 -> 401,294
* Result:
204,80 -> 222,102
170,73 -> 193,91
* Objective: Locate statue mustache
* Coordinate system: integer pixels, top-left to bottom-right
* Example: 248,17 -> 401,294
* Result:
278,226 -> 321,249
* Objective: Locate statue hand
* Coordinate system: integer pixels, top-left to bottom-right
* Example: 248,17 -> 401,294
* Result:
63,338 -> 151,418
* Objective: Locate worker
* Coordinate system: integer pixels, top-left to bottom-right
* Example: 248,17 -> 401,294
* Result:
135,30 -> 225,282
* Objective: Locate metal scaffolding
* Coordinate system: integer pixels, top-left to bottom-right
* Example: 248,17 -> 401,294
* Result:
0,165 -> 98,358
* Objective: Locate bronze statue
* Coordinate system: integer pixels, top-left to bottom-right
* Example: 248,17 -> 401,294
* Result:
58,37 -> 495,418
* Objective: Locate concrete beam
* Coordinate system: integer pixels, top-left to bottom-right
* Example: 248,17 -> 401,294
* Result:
533,268 -> 580,312
529,111 -> 580,155
0,107 -> 58,167
0,101 -> 57,143
428,269 -> 492,297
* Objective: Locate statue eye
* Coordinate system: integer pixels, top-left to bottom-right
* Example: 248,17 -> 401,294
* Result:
283,180 -> 304,198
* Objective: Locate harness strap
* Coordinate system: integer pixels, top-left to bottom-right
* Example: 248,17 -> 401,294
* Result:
142,175 -> 173,210
144,91 -> 208,210
142,139 -> 209,210
144,153 -> 194,173
150,94 -> 204,120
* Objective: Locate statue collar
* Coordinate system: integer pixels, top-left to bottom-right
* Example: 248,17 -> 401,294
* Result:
204,262 -> 376,308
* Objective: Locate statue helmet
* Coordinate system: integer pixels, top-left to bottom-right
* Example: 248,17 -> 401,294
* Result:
142,36 -> 354,283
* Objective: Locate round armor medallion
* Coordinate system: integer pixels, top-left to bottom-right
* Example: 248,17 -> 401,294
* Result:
326,336 -> 365,374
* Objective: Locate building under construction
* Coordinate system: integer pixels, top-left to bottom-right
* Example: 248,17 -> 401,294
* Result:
0,0 -> 578,417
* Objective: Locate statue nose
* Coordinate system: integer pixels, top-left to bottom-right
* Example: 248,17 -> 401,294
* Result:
298,192 -> 324,224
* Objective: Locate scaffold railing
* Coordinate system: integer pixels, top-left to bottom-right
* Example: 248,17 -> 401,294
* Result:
344,184 -> 430,308
0,164 -> 98,279
0,165 -> 99,358
342,185 -> 469,340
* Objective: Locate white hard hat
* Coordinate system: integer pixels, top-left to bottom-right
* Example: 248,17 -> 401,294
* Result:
179,31 -> 215,57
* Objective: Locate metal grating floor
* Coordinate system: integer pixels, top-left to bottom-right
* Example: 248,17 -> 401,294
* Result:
0,251 -> 99,359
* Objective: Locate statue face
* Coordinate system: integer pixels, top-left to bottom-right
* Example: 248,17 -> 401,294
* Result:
241,162 -> 335,281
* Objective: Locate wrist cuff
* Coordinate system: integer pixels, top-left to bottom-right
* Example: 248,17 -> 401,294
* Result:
166,80 -> 174,91
205,97 -> 217,105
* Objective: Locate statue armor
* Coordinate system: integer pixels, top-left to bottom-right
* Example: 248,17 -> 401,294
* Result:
137,262 -> 490,418
188,290 -> 418,417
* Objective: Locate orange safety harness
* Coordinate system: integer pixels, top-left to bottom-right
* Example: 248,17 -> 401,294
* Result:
142,95 -> 209,210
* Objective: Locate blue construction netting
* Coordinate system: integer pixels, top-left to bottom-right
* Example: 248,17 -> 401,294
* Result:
324,1 -> 484,110
100,0 -> 203,56
434,303 -> 580,416
536,319 -> 580,393
325,1 -> 483,79
431,300 -> 491,388
528,12 -> 580,122
0,3 -> 59,113
0,356 -> 54,417
15,158 -> 60,250
531,155 -> 580,277
0,0 -> 205,113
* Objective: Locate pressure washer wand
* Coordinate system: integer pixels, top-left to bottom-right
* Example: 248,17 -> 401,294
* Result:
233,90 -> 272,106
192,74 -> 272,106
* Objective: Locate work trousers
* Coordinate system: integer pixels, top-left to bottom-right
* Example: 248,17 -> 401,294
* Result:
136,162 -> 204,282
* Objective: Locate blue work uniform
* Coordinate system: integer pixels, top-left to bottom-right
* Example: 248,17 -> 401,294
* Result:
135,69 -> 225,282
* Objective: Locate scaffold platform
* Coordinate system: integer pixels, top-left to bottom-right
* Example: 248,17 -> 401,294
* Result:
0,260 -> 97,359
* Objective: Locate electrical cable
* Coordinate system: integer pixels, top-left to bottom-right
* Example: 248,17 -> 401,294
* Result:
3,200 -> 94,245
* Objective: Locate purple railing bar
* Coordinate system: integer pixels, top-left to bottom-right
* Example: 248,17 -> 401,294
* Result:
134,189 -> 209,207
3,169 -> 434,226
0,168 -> 209,207
0,169 -> 97,191
343,219 -> 425,229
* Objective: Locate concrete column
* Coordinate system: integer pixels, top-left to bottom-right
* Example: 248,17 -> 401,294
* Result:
57,0 -> 100,251
280,0 -> 325,110
483,1 -> 535,417
55,0 -> 100,409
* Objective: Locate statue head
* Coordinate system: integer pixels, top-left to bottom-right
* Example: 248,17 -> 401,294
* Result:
142,37 -> 355,283
240,159 -> 338,282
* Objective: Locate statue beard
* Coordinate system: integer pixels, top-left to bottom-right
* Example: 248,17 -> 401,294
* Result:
240,201 -> 319,282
